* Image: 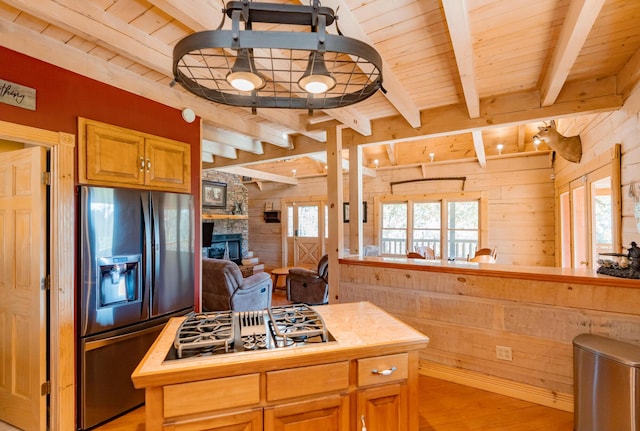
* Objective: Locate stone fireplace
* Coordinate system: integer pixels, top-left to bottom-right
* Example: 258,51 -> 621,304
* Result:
202,171 -> 249,259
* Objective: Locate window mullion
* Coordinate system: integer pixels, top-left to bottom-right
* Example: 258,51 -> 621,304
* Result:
406,200 -> 415,252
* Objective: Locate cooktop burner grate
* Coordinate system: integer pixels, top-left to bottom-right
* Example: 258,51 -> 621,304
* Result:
174,311 -> 234,358
268,304 -> 328,343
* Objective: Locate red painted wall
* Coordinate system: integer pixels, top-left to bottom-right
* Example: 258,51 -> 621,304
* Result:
0,46 -> 202,308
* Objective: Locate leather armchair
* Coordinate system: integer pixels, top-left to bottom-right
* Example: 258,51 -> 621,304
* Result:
202,257 -> 272,311
286,254 -> 329,305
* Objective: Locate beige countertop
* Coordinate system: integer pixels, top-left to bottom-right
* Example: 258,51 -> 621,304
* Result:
132,301 -> 429,389
339,255 -> 640,288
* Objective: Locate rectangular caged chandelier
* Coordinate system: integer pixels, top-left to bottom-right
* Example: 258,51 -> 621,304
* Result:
171,0 -> 384,113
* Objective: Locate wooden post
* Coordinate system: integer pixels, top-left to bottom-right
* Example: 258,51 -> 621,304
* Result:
349,145 -> 363,255
326,126 -> 344,303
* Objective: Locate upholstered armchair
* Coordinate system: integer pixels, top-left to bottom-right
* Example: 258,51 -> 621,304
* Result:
286,254 -> 329,305
202,257 -> 272,312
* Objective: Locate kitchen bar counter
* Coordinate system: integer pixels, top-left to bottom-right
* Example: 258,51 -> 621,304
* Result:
340,255 -> 639,289
338,256 -> 640,411
132,301 -> 429,430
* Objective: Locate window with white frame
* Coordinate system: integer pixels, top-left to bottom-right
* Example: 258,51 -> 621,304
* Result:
381,196 -> 482,259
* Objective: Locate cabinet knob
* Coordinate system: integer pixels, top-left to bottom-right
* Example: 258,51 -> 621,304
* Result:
371,366 -> 396,376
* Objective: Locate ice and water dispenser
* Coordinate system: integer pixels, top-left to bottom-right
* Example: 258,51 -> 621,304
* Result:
97,255 -> 141,307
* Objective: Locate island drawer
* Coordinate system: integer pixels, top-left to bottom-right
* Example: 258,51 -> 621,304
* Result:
266,361 -> 349,401
357,353 -> 408,387
163,373 -> 260,417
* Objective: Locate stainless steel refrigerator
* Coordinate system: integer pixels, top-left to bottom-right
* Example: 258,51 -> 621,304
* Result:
78,186 -> 194,430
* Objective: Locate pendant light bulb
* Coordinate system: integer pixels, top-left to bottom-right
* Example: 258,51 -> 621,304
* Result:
298,52 -> 336,94
226,49 -> 264,92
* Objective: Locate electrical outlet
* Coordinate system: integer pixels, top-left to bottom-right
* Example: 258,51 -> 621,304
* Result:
496,345 -> 513,361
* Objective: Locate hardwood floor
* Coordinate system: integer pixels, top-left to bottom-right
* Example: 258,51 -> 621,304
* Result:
92,375 -> 574,431
1,290 -> 574,431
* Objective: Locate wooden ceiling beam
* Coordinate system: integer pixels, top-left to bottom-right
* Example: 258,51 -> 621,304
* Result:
314,0 -> 422,128
441,0 -> 480,118
342,76 -> 621,147
202,139 -> 238,160
212,166 -> 299,185
540,0 -> 606,107
386,143 -> 398,166
203,124 -> 267,154
472,131 -> 486,168
146,0 -> 222,32
517,125 -> 526,152
210,135 -> 327,167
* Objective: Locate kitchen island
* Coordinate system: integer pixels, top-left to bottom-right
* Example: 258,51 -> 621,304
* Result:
132,301 -> 429,431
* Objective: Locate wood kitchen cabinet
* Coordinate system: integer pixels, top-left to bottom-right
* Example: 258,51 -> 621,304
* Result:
78,117 -> 191,193
164,409 -> 263,431
357,383 -> 407,431
264,394 -> 349,431
356,353 -> 409,431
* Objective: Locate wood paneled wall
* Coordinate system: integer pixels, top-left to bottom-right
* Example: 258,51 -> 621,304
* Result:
247,153 -> 555,270
557,83 -> 640,248
339,261 -> 640,408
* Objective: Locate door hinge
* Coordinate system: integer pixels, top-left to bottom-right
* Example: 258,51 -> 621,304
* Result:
42,171 -> 51,185
41,381 -> 50,396
43,274 -> 51,291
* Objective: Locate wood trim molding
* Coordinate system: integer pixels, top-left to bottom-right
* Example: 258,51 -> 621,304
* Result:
0,120 -> 76,431
419,361 -> 573,412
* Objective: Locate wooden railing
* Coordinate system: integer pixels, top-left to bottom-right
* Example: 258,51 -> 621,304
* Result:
381,238 -> 478,259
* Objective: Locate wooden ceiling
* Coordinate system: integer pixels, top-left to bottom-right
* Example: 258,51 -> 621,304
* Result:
2,0 -> 639,182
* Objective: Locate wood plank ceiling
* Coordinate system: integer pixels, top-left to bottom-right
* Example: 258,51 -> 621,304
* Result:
1,0 -> 639,183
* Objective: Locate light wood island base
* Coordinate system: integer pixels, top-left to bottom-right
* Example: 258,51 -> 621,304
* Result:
132,302 -> 429,431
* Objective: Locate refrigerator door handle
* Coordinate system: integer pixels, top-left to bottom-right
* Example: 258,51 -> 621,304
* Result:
141,192 -> 152,317
151,196 -> 161,304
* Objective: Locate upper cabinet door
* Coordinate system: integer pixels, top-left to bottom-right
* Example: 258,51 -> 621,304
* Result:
79,118 -> 191,193
145,137 -> 191,192
83,122 -> 146,186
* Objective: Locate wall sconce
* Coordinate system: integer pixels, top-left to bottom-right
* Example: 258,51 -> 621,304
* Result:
429,152 -> 435,163
497,144 -> 504,155
373,159 -> 379,168
292,169 -> 297,177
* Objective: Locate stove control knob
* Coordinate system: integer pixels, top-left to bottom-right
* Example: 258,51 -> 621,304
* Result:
371,366 -> 396,376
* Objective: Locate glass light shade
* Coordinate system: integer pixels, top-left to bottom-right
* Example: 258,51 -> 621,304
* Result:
226,49 -> 264,91
227,71 -> 264,91
298,53 -> 336,94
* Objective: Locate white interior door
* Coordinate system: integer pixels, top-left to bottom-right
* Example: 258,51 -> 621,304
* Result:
293,202 -> 323,267
0,147 -> 48,431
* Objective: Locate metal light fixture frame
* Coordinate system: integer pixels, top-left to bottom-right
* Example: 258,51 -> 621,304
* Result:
172,1 -> 383,111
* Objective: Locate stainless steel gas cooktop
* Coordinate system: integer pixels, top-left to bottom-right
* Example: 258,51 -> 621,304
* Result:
165,304 -> 334,361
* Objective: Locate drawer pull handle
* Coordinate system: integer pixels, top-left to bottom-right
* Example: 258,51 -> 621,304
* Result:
361,414 -> 367,431
139,157 -> 144,171
371,366 -> 396,376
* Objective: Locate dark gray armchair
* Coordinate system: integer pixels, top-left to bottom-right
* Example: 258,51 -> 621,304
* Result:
202,257 -> 272,311
286,254 -> 329,305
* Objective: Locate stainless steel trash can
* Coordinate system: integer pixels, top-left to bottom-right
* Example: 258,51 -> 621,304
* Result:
573,334 -> 640,431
